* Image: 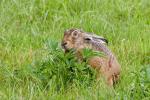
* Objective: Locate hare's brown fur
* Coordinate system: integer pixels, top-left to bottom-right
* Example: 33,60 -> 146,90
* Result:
61,28 -> 121,86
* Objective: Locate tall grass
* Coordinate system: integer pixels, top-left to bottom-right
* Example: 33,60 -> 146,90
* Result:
0,0 -> 150,99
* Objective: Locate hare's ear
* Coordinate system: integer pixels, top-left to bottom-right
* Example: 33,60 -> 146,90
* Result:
84,36 -> 93,43
92,37 -> 108,44
84,36 -> 92,41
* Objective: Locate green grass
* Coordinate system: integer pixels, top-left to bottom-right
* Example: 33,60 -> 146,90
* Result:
0,0 -> 150,99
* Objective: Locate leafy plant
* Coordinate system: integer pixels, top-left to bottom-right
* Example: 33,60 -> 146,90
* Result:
34,40 -> 97,91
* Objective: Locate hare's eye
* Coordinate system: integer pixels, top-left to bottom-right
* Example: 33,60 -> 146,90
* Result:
73,32 -> 77,36
72,31 -> 78,38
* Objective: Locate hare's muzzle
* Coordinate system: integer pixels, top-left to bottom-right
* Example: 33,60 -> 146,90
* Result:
61,42 -> 70,53
61,41 -> 68,49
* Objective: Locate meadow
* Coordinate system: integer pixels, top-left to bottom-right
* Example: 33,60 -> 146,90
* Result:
0,0 -> 150,99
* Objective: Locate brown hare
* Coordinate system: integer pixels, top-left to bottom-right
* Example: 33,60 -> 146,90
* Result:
61,28 -> 121,86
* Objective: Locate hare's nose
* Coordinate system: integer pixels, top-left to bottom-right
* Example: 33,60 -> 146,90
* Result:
61,42 -> 67,47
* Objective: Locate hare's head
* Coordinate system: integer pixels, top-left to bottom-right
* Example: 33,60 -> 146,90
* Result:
61,28 -> 108,52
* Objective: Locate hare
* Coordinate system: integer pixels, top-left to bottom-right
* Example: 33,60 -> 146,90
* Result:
61,28 -> 121,86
